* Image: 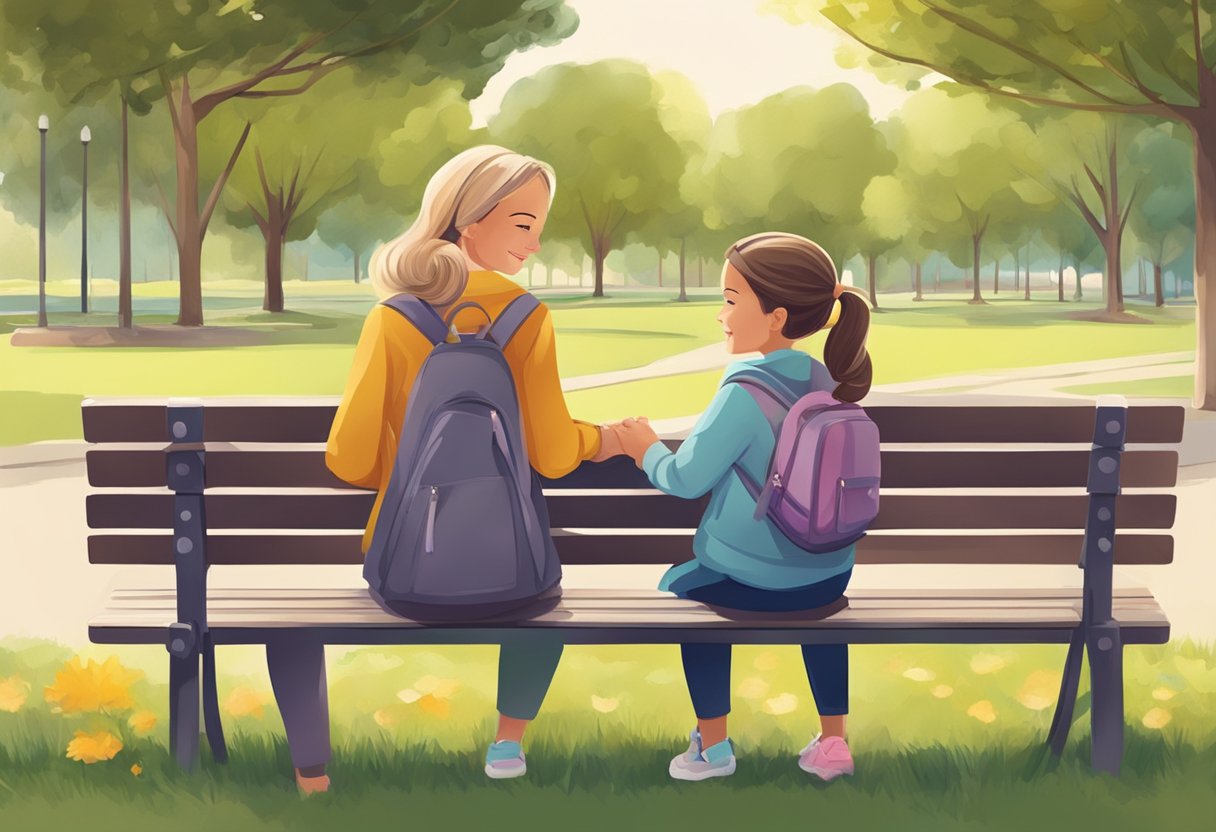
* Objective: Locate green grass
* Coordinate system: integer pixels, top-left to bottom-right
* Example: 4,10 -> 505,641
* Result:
1,638 -> 1213,830
1061,376 -> 1195,398
0,285 -> 1199,444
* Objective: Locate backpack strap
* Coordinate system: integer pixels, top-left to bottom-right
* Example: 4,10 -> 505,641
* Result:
724,367 -> 799,518
381,295 -> 450,347
485,292 -> 541,348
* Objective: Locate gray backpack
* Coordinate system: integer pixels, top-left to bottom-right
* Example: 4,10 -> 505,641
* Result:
362,293 -> 562,619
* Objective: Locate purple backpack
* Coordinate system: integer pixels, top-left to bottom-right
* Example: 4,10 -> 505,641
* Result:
729,367 -> 881,554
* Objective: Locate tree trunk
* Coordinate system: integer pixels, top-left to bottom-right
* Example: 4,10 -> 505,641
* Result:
353,250 -> 360,284
697,256 -> 704,287
1058,251 -> 1065,302
657,252 -> 663,287
1153,261 -> 1165,307
118,94 -> 133,329
1138,258 -> 1146,296
934,260 -> 940,292
171,92 -> 205,326
1103,228 -> 1124,315
913,261 -> 923,301
1024,246 -> 1032,301
1191,109 -> 1216,408
1014,250 -> 1020,291
262,222 -> 285,313
677,237 -> 688,302
866,254 -> 879,308
593,244 -> 606,298
970,233 -> 986,304
1074,258 -> 1084,299
993,258 -> 1000,294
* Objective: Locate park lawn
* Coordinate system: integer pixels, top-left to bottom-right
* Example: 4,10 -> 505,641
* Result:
0,290 -> 1198,444
1062,376 -> 1195,398
0,638 -> 1213,830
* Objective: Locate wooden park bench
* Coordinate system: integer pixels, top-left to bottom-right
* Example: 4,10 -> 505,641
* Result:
82,395 -> 1183,776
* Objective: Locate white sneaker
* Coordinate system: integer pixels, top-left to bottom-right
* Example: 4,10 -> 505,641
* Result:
669,729 -> 736,781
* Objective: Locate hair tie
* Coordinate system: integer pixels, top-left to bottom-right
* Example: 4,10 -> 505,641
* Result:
832,283 -> 845,299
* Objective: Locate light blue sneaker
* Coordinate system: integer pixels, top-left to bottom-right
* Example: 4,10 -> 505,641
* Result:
669,729 -> 736,781
484,740 -> 526,779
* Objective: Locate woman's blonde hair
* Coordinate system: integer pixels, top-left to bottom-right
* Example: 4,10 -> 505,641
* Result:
370,145 -> 556,306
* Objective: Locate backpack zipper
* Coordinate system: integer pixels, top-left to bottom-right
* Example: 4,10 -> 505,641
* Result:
424,485 -> 438,555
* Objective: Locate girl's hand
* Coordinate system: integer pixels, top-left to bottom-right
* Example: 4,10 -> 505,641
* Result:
615,417 -> 660,467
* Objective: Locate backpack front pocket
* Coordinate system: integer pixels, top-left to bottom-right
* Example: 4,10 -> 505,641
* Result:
408,476 -> 519,598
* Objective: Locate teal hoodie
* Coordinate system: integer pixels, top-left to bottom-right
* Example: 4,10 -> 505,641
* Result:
643,349 -> 856,592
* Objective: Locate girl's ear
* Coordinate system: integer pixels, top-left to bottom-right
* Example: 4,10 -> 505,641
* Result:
461,221 -> 478,241
769,307 -> 788,332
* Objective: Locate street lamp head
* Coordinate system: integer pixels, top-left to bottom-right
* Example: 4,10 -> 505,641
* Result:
38,114 -> 49,132
81,126 -> 91,143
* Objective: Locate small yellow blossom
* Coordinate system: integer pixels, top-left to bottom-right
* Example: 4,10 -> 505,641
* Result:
1142,708 -> 1172,730
45,657 -> 141,714
0,675 -> 31,713
417,694 -> 450,718
130,764 -> 143,777
1017,671 -> 1059,712
397,688 -> 422,704
373,708 -> 398,728
736,678 -> 770,700
1152,687 -> 1176,702
902,667 -> 935,682
591,695 -> 619,713
223,687 -> 271,719
763,693 -> 799,715
66,731 -> 123,764
931,685 -> 954,699
967,700 -> 997,724
414,676 -> 460,699
128,710 -> 158,734
970,654 -> 1010,675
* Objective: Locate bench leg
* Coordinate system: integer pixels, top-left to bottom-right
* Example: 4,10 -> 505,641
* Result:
1087,622 -> 1124,776
1047,627 -> 1086,755
202,642 -> 228,764
169,653 -> 201,772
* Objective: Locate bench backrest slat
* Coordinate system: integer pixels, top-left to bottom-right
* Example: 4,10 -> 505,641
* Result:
85,492 -> 1178,531
84,448 -> 1181,489
86,531 -> 1174,566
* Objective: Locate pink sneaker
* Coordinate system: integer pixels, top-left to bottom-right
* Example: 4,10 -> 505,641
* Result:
798,734 -> 854,781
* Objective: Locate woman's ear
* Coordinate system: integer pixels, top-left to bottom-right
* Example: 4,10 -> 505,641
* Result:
769,307 -> 788,332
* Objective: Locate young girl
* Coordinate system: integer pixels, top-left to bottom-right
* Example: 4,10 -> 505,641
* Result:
269,145 -> 623,793
614,232 -> 872,783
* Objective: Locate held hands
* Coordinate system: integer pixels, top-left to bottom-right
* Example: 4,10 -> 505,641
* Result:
612,416 -> 660,467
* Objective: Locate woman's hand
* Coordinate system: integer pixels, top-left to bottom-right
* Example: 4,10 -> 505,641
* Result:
614,417 -> 661,467
590,423 -> 624,462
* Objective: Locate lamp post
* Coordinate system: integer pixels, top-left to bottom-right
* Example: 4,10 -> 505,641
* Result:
37,114 -> 48,328
80,126 -> 90,314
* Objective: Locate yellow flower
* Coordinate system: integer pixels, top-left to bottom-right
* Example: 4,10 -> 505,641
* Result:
591,695 -> 619,713
736,678 -> 770,700
45,657 -> 141,714
66,730 -> 123,764
763,693 -> 799,715
1152,687 -> 1176,702
753,652 -> 781,671
417,694 -> 450,718
1017,670 -> 1059,712
223,687 -> 271,719
1142,708 -> 1172,730
902,667 -> 935,682
970,654 -> 1010,675
0,675 -> 31,713
373,708 -> 399,728
967,700 -> 997,724
128,710 -> 158,734
396,688 -> 422,704
414,675 -> 460,699
931,685 -> 954,699
130,763 -> 143,777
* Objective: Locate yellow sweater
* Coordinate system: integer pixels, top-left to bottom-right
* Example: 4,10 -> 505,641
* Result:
326,270 -> 602,553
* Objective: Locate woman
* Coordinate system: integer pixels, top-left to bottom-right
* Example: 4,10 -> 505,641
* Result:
613,232 -> 872,782
269,145 -> 623,794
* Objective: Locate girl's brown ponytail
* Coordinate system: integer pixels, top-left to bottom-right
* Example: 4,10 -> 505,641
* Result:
822,289 -> 872,403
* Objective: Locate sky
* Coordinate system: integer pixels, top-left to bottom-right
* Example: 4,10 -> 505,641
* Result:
468,0 -> 912,128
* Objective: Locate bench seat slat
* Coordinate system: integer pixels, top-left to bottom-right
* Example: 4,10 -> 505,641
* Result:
84,448 -> 1181,489
85,492 -> 1178,530
86,532 -> 1174,565
82,400 -> 1187,445
88,589 -> 1169,635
